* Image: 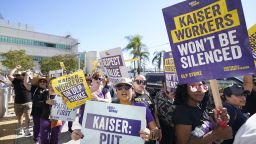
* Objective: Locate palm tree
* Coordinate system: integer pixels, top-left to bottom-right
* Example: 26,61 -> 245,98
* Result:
138,51 -> 150,73
152,50 -> 165,72
123,35 -> 149,76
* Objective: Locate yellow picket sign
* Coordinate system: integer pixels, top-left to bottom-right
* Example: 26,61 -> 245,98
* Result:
51,70 -> 92,109
92,60 -> 98,69
248,24 -> 256,66
124,58 -> 139,62
59,62 -> 65,69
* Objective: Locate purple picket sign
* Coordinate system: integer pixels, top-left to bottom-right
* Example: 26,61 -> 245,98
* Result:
163,0 -> 255,84
85,113 -> 141,137
163,51 -> 178,92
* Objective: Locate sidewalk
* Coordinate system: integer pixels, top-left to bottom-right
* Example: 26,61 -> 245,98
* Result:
0,102 -> 81,144
0,102 -> 16,144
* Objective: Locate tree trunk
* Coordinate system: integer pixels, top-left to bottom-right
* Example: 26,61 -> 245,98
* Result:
137,59 -> 141,75
133,61 -> 136,78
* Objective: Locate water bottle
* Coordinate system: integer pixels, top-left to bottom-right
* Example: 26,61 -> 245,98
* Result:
191,121 -> 211,138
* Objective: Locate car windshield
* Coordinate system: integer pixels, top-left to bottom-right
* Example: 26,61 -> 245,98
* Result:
146,75 -> 163,84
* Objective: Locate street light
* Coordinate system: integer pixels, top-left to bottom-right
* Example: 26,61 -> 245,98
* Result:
70,42 -> 80,70
77,53 -> 81,70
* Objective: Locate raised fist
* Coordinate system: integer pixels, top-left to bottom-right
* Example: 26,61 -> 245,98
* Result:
16,65 -> 21,69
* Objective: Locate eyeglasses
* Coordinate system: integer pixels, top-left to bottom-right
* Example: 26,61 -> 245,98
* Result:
135,80 -> 146,85
116,85 -> 132,91
93,77 -> 103,81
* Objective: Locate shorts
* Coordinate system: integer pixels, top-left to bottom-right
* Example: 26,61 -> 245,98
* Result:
14,102 -> 32,116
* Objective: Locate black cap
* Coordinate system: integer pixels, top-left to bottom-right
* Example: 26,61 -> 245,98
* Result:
223,84 -> 244,97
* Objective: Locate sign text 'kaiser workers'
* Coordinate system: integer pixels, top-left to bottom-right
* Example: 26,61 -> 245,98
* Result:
81,101 -> 146,144
163,0 -> 255,84
51,70 -> 92,109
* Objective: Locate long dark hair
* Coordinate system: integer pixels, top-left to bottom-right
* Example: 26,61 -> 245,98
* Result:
174,82 -> 209,110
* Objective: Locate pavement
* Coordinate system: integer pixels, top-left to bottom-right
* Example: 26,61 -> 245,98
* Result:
0,102 -> 82,144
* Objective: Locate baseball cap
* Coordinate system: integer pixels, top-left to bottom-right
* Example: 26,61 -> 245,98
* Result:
115,77 -> 132,87
223,84 -> 244,97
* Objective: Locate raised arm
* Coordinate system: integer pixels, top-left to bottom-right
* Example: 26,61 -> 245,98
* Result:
243,75 -> 253,92
23,71 -> 32,91
97,91 -> 112,103
8,65 -> 21,82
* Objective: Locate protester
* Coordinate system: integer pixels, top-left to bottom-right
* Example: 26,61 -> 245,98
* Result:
72,77 -> 161,142
155,80 -> 175,144
40,77 -> 62,144
243,75 -> 256,116
24,75 -> 49,143
85,73 -> 92,86
233,113 -> 256,144
173,82 -> 233,144
79,72 -> 111,124
221,84 -> 248,144
133,75 -> 155,118
102,75 -> 115,98
7,65 -> 32,136
133,74 -> 160,144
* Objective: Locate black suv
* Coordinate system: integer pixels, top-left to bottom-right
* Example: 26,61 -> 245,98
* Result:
145,72 -> 243,99
145,72 -> 165,99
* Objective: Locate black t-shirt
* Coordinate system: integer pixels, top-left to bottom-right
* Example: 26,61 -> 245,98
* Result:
31,85 -> 49,117
173,104 -> 212,135
243,89 -> 256,116
41,94 -> 54,120
134,91 -> 155,115
12,78 -> 32,104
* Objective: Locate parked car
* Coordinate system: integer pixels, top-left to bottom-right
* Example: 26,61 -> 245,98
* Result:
145,72 -> 165,99
145,72 -> 243,100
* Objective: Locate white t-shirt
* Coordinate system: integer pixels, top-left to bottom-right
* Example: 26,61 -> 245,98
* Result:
233,113 -> 256,144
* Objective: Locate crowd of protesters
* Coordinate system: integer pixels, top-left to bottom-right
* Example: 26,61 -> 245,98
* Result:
3,64 -> 256,144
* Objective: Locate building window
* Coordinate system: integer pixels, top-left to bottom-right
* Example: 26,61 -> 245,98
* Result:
0,35 -> 71,50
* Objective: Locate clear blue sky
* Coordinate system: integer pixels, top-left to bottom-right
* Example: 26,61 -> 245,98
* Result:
0,0 -> 255,62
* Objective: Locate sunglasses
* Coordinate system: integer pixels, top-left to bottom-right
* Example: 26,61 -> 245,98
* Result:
116,85 -> 132,91
135,80 -> 146,85
93,77 -> 103,81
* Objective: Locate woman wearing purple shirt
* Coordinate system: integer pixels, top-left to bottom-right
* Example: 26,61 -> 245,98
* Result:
72,77 -> 160,142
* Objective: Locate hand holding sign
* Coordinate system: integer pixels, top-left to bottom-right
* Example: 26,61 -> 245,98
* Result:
16,65 -> 21,69
46,99 -> 56,105
71,129 -> 84,141
213,107 -> 229,128
91,92 -> 99,101
139,128 -> 150,141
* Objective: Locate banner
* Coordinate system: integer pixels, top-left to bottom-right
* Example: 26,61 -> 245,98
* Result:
51,70 -> 92,109
248,24 -> 256,66
163,0 -> 255,84
49,69 -> 63,78
81,101 -> 146,144
99,47 -> 129,84
51,95 -> 77,121
164,52 -> 178,92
